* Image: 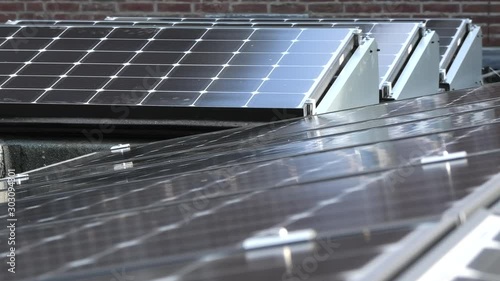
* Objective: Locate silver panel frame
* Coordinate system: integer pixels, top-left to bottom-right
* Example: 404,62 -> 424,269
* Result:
349,172 -> 500,281
316,38 -> 379,114
345,219 -> 457,281
442,25 -> 483,91
390,30 -> 440,100
494,199 -> 500,213
436,19 -> 468,71
395,210 -> 496,281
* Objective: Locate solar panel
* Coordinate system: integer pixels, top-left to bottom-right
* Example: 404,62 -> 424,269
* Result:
1,83 -> 500,281
0,25 -> 358,121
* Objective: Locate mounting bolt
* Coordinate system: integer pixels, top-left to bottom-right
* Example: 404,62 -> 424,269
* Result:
466,19 -> 473,32
111,144 -> 131,154
381,82 -> 393,99
113,162 -> 134,171
303,99 -> 316,116
353,29 -> 363,47
439,69 -> 447,83
13,174 -> 29,185
418,23 -> 426,37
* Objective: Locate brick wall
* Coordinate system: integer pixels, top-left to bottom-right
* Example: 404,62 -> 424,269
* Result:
0,0 -> 498,46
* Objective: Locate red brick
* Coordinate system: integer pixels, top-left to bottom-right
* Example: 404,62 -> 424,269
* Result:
270,3 -> 306,14
375,0 -> 447,1
334,14 -> 378,19
492,4 -> 500,13
483,36 -> 488,45
462,4 -> 489,13
271,3 -> 306,14
82,3 -> 116,12
157,3 -> 191,13
379,13 -> 412,19
490,24 -> 500,34
26,2 -> 44,12
232,3 -> 268,13
54,13 -> 106,20
302,0 -> 345,2
469,15 -> 500,24
98,14 -> 110,20
487,36 -> 500,47
0,13 -> 16,22
17,13 -> 48,20
422,4 -> 460,13
345,4 -> 382,13
194,3 -> 230,13
53,14 -> 70,20
336,0 -> 374,2
419,13 -> 451,17
383,3 -> 420,14
0,2 -> 25,12
119,3 -> 155,12
46,2 -> 80,12
308,3 -> 343,14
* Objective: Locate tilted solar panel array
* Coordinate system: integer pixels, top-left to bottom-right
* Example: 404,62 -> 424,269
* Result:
103,17 -> 472,85
0,25 -> 356,118
9,19 -> 422,91
2,83 -> 500,281
9,17 -> 469,74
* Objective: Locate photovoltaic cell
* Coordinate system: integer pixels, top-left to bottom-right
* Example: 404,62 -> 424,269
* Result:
0,89 -> 42,102
38,90 -> 95,104
0,24 -> 356,120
